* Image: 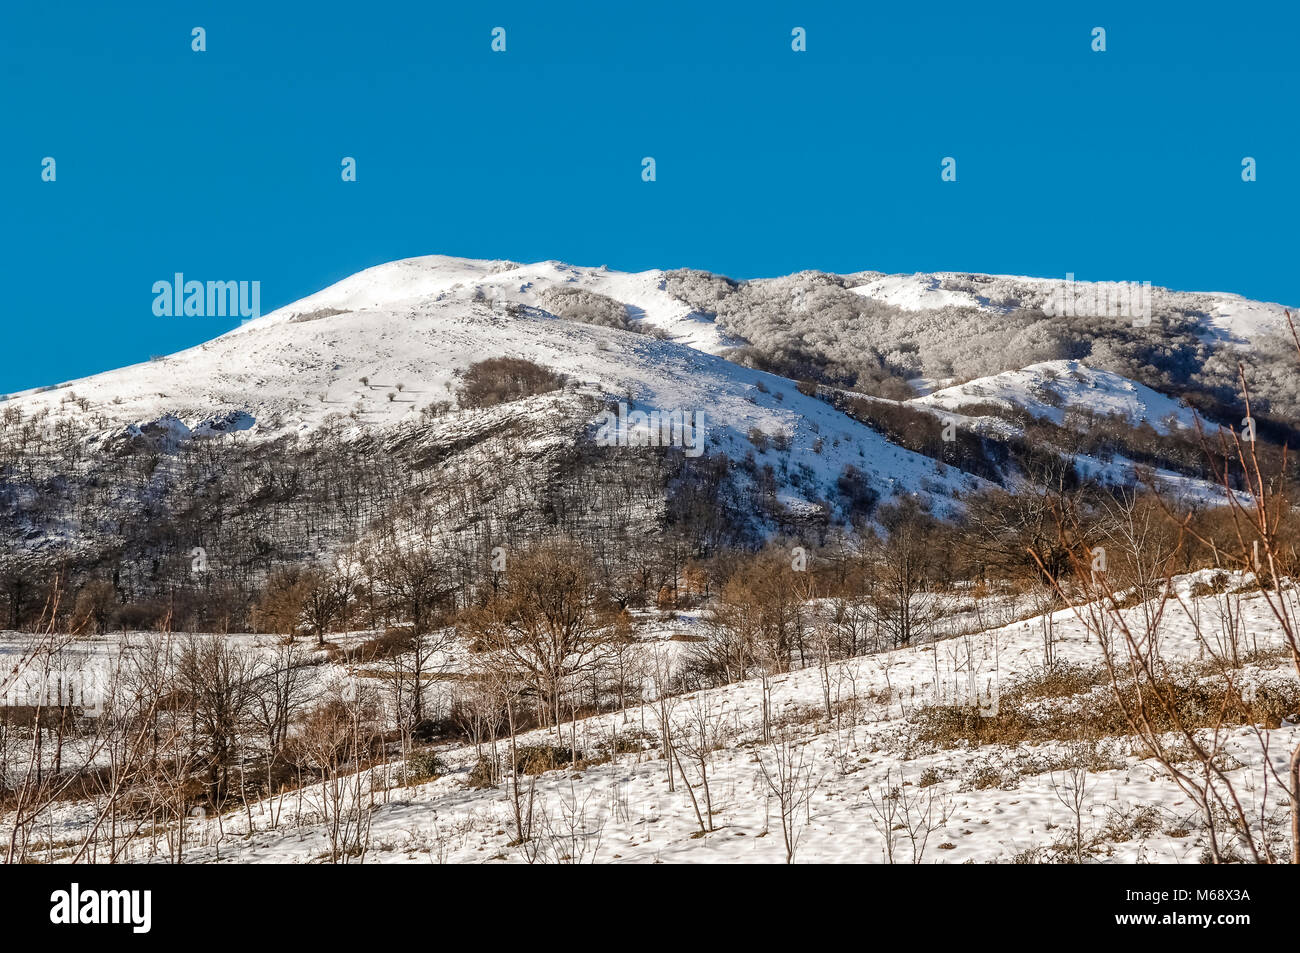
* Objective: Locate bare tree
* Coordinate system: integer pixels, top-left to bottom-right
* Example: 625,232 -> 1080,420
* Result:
255,567 -> 310,639
1050,742 -> 1094,863
461,540 -> 612,736
757,732 -> 822,863
1041,338 -> 1300,862
299,566 -> 350,646
647,643 -> 679,792
294,680 -> 380,863
672,692 -> 728,832
864,767 -> 950,864
873,499 -> 940,648
177,635 -> 259,805
249,637 -> 312,767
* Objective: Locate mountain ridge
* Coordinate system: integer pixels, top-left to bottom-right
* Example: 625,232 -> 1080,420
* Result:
4,254 -> 1294,584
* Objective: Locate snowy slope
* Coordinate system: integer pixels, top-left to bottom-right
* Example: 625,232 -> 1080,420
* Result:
252,255 -> 744,355
4,276 -> 979,518
1189,291 -> 1297,345
849,272 -> 1017,313
6,254 -> 1284,523
828,368 -> 1223,503
912,360 -> 1201,435
10,257 -> 1289,428
18,572 -> 1288,865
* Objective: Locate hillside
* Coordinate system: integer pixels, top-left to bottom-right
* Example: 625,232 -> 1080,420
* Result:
10,570 -> 1297,864
7,254 -> 1295,611
3,254 -> 1300,871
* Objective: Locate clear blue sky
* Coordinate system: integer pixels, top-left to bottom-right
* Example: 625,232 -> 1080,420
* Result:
3,1 -> 1298,392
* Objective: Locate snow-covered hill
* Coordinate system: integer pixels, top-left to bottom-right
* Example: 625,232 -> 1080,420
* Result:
913,360 -> 1201,435
10,257 -> 1290,438
849,272 -> 1019,313
5,257 -> 1299,867
5,254 -> 1288,539
2,257 -> 989,538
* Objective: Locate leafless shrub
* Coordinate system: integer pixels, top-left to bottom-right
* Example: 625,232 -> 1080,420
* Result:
864,766 -> 951,864
456,357 -> 563,409
757,733 -> 822,863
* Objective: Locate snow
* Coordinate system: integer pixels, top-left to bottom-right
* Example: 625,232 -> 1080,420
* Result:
913,360 -> 1202,435
252,255 -> 744,355
1,257 -> 1285,510
1191,292 -> 1296,346
1,259 -> 981,521
849,271 -> 1298,351
11,574 -> 1293,864
5,256 -> 1298,864
850,272 -> 1015,313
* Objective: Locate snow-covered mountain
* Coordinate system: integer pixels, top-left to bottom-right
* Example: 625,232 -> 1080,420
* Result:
5,253 -> 1293,575
3,257 -> 986,526
8,258 -> 1298,875
11,256 -> 1294,430
12,255 -> 1288,440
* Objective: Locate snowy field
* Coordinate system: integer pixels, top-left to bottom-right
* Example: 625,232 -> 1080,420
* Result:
8,574 -> 1295,864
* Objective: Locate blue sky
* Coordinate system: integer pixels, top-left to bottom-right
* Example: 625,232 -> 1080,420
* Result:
3,1 -> 1298,392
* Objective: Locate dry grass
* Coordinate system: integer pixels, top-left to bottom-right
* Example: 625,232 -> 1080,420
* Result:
908,660 -> 1300,752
